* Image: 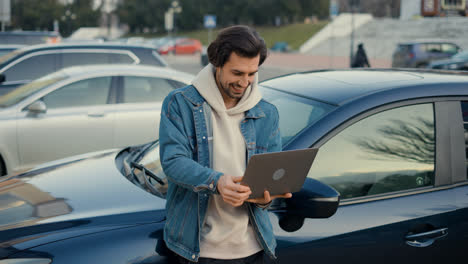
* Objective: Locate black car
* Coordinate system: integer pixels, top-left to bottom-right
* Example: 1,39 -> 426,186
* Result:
428,50 -> 468,71
1,69 -> 467,263
0,43 -> 168,95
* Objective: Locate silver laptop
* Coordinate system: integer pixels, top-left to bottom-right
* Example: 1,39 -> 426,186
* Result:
241,148 -> 319,199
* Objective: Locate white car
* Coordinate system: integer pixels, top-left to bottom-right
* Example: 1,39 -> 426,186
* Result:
0,64 -> 194,175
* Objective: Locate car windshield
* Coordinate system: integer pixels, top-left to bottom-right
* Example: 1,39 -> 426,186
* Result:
452,51 -> 468,60
261,86 -> 336,145
0,71 -> 68,107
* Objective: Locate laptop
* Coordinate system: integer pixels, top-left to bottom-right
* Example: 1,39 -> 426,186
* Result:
241,148 -> 319,199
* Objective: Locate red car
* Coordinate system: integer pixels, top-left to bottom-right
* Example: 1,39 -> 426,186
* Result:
158,38 -> 202,55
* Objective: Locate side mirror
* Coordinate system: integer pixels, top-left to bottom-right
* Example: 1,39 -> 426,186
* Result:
27,101 -> 47,114
0,74 -> 5,83
271,178 -> 340,232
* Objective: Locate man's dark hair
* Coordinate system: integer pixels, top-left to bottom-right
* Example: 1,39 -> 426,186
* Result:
207,25 -> 268,67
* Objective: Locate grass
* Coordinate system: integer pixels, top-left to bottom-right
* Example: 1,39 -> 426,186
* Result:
128,21 -> 328,51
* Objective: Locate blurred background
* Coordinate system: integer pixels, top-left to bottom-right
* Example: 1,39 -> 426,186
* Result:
1,0 -> 467,77
1,0 -> 468,176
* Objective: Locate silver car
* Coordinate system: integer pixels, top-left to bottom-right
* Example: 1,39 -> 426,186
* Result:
0,64 -> 194,176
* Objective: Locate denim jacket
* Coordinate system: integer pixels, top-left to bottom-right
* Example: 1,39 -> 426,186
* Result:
159,85 -> 281,262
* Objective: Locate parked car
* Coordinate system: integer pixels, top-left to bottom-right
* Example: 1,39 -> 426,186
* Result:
0,45 -> 25,57
428,50 -> 468,70
158,37 -> 203,55
0,31 -> 61,45
0,64 -> 193,176
391,41 -> 461,68
0,43 -> 169,95
1,69 -> 467,263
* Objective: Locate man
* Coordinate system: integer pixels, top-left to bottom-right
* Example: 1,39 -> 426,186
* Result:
159,25 -> 291,263
351,43 -> 371,68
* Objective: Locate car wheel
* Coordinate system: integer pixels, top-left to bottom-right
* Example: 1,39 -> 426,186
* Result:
416,63 -> 428,68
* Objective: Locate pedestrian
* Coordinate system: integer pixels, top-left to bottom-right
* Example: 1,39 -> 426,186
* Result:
159,25 -> 292,263
351,43 -> 371,68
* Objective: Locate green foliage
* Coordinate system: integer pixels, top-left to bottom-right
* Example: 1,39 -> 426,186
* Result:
116,0 -> 331,34
11,0 -> 63,31
10,0 -> 100,37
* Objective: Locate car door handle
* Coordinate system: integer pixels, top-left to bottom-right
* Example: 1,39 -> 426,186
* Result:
405,228 -> 448,247
87,112 -> 105,117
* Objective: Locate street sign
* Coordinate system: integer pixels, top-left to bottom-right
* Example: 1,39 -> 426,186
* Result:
329,0 -> 339,19
204,15 -> 216,29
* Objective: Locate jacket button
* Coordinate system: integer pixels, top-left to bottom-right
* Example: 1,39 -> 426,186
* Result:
202,136 -> 206,139
192,254 -> 196,259
209,183 -> 214,189
200,109 -> 203,112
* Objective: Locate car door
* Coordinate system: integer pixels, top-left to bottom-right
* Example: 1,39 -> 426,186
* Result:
16,76 -> 116,170
113,75 -> 184,148
272,101 -> 467,263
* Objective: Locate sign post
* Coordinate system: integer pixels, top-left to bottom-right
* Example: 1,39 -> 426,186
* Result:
0,0 -> 11,32
204,15 -> 216,43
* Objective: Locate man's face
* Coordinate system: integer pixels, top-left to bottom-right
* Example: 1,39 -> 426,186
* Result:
215,52 -> 260,104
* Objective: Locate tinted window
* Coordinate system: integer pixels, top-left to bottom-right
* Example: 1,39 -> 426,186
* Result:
308,104 -> 435,199
424,44 -> 442,53
42,77 -> 111,108
122,76 -> 174,103
441,44 -> 458,53
3,53 -> 58,82
62,52 -> 134,68
462,101 -> 468,178
262,88 -> 336,145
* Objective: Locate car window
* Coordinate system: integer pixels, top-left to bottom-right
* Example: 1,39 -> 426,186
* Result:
42,77 -> 111,109
425,44 -> 442,53
122,76 -> 174,103
308,103 -> 435,199
0,71 -> 68,107
441,44 -> 458,53
3,53 -> 58,82
62,52 -> 134,68
261,87 -> 336,145
462,101 -> 468,179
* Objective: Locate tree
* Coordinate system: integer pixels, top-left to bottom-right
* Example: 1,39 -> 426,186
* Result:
11,0 -> 63,31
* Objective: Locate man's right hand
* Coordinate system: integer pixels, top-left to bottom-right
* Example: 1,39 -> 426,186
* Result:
217,175 -> 251,207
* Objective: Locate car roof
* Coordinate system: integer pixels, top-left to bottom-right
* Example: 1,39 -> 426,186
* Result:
57,64 -> 194,82
398,40 -> 459,45
15,42 -> 158,53
260,69 -> 468,106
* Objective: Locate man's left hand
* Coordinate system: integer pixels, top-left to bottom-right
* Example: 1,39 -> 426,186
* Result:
246,190 -> 292,205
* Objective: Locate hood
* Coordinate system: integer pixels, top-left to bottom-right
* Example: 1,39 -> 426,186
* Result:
0,149 -> 166,257
192,64 -> 261,115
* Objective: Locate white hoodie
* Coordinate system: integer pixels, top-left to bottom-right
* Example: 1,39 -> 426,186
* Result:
192,64 -> 263,259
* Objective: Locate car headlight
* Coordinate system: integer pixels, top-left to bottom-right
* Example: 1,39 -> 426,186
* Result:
448,64 -> 458,69
0,259 -> 51,264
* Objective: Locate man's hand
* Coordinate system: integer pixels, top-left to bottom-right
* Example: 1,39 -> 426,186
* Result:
217,175 -> 252,207
247,190 -> 292,205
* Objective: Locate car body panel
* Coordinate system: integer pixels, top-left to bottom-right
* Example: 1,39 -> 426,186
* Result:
0,150 -> 166,257
0,65 -> 193,175
1,69 -> 467,263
